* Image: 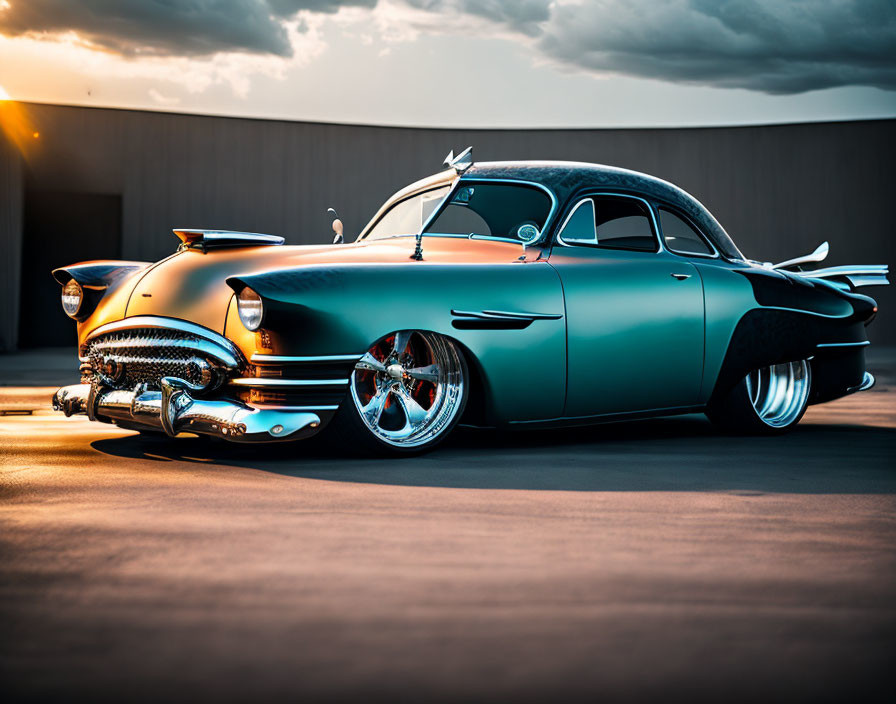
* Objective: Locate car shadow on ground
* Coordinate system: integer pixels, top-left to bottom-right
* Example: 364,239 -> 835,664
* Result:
90,413 -> 896,494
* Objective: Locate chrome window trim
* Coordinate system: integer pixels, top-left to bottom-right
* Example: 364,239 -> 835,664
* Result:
654,205 -> 720,259
423,177 -> 560,247
554,198 -> 597,246
556,193 -> 662,253
250,353 -> 363,364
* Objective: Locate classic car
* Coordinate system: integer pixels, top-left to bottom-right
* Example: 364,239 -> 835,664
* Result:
51,148 -> 889,453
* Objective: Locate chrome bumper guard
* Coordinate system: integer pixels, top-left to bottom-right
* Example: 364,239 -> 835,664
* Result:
848,372 -> 876,394
53,377 -> 322,442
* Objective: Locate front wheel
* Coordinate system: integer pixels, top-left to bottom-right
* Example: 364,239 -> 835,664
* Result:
708,359 -> 811,434
327,330 -> 468,455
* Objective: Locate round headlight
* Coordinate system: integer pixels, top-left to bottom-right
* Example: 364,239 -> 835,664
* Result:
237,287 -> 264,331
61,279 -> 83,318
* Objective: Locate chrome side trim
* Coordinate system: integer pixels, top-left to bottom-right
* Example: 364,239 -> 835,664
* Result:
797,265 -> 889,290
252,405 -> 340,411
229,378 -> 349,387
843,274 -> 890,288
250,353 -> 362,364
451,309 -> 562,321
799,265 -> 889,278
816,341 -> 871,348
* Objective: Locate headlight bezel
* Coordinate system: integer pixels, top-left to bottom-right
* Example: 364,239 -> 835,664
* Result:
61,279 -> 84,318
237,287 -> 264,331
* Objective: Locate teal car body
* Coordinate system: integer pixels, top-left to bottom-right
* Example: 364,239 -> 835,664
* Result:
51,158 -> 887,448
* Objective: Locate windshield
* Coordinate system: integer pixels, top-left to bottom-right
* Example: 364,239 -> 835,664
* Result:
364,186 -> 451,241
424,182 -> 553,244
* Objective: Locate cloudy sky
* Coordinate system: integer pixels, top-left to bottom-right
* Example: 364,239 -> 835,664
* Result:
0,0 -> 894,127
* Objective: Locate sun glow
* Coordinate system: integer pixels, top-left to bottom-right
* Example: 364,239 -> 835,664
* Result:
0,96 -> 41,156
0,85 -> 10,100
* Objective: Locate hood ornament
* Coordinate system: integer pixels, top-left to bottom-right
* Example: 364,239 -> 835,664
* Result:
443,146 -> 473,174
413,147 -> 474,261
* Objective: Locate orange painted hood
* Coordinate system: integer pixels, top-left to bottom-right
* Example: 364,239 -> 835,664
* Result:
118,236 -> 533,334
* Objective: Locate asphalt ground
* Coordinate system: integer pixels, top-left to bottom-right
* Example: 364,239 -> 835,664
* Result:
1,349 -> 895,703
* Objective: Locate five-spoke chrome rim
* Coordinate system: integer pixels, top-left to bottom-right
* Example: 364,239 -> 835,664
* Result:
745,360 -> 811,428
350,331 -> 465,448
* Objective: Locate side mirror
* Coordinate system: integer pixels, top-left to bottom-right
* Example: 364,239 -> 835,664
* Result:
328,207 -> 344,244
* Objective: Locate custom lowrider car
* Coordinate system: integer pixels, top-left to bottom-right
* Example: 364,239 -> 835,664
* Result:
52,149 -> 889,453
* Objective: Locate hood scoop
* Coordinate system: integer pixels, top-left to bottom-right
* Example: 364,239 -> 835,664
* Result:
173,229 -> 285,252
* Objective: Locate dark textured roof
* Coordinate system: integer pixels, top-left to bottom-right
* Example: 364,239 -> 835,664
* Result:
465,161 -> 744,260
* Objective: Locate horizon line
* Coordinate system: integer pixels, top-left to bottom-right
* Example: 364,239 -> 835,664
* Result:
11,98 -> 896,133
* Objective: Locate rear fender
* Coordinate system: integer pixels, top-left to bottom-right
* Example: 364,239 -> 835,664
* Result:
706,267 -> 876,405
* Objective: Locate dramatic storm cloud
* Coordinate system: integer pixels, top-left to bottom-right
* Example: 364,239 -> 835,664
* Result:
0,0 -> 893,93
402,0 -> 550,37
0,0 -> 376,57
536,0 -> 896,94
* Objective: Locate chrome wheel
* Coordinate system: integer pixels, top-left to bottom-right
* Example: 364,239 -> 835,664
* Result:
350,331 -> 465,448
745,360 -> 810,428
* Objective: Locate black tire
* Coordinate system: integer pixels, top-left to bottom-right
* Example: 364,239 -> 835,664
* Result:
707,360 -> 811,435
324,330 -> 469,456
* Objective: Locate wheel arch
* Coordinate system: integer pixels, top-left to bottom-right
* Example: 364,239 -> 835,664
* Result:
707,307 -> 868,408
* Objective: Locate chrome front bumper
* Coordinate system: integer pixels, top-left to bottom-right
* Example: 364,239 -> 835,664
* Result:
53,378 -> 323,442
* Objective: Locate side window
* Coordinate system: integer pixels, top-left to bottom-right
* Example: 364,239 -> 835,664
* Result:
558,199 -> 596,244
659,208 -> 714,256
593,196 -> 657,251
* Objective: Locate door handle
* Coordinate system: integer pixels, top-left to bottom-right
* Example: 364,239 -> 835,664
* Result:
671,273 -> 692,280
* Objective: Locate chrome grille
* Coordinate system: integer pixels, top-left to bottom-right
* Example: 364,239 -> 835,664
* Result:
85,328 -> 232,391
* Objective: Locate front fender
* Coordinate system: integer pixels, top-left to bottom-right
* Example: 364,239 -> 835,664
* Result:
51,260 -> 151,332
228,262 -> 566,423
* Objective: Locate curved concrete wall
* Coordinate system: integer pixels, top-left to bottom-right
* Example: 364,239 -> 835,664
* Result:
1,103 -> 892,349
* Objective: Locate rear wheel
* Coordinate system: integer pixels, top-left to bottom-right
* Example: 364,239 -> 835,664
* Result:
708,359 -> 811,434
327,330 -> 468,455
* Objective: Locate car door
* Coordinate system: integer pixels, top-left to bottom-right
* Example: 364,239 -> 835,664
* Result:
548,193 -> 705,418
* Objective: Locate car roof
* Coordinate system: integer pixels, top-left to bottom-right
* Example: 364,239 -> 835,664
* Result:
362,160 -> 744,261
464,161 -> 744,260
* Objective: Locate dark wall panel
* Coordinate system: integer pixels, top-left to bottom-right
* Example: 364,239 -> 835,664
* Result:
18,191 -> 122,347
0,133 -> 23,351
7,103 -> 896,344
